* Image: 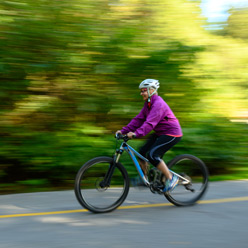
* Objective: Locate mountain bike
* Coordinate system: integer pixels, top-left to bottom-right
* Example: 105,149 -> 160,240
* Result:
74,134 -> 209,213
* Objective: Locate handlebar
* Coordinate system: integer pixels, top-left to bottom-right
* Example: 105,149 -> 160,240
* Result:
115,133 -> 129,141
115,133 -> 136,142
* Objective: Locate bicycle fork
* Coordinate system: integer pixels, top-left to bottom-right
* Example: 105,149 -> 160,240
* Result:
99,150 -> 122,188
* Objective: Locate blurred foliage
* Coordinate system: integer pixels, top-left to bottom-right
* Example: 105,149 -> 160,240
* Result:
224,7 -> 248,40
0,0 -> 247,193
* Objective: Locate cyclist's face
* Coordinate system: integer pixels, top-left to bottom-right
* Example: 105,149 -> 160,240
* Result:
140,88 -> 148,100
140,88 -> 154,101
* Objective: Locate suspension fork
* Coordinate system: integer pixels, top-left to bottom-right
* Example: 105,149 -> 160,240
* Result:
100,148 -> 123,188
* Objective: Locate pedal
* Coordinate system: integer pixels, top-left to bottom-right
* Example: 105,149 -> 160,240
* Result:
185,185 -> 195,193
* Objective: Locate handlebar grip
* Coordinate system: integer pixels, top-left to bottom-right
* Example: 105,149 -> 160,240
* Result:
115,133 -> 136,140
115,133 -> 123,139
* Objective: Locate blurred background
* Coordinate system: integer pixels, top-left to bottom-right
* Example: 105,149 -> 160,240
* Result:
0,0 -> 247,193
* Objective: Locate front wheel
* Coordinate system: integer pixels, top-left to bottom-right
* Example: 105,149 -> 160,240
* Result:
165,154 -> 209,206
74,156 -> 130,213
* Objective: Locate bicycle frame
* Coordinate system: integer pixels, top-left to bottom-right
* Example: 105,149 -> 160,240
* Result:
113,140 -> 191,187
117,141 -> 150,186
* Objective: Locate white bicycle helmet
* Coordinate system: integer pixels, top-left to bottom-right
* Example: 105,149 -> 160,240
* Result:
139,79 -> 160,101
139,79 -> 160,90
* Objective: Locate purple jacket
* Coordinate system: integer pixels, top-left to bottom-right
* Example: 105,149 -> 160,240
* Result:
121,95 -> 182,138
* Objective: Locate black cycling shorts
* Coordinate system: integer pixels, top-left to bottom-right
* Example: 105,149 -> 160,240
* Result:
139,134 -> 181,167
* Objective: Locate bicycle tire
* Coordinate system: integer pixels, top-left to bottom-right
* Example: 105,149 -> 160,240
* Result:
74,156 -> 130,213
164,154 -> 208,206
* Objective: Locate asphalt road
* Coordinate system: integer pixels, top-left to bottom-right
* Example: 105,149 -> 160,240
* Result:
0,180 -> 248,248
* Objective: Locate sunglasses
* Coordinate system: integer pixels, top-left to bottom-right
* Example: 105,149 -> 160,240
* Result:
140,89 -> 147,93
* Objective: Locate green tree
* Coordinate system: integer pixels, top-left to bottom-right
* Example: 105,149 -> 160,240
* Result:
225,8 -> 248,40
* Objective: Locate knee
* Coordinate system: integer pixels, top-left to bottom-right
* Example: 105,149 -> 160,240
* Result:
147,152 -> 161,167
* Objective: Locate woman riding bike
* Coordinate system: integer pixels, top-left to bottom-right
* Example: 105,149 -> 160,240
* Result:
116,79 -> 182,192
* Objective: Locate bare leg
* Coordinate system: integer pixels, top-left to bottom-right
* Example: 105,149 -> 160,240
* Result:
157,160 -> 172,180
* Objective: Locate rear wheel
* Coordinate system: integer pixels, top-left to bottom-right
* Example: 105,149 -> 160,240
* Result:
164,154 -> 208,206
75,156 -> 129,213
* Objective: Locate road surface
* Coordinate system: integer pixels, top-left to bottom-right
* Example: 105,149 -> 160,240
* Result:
0,180 -> 248,248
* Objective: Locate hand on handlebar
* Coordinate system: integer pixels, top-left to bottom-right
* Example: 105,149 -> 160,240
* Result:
115,130 -> 122,138
127,132 -> 136,139
115,131 -> 136,140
